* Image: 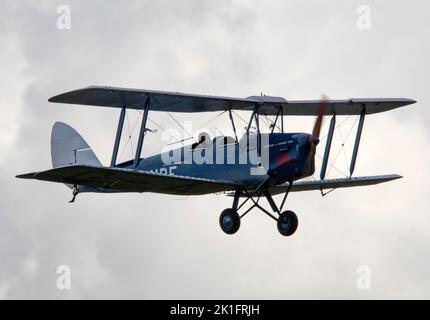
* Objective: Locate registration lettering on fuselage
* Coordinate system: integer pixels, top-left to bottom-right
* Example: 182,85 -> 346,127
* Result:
150,166 -> 177,175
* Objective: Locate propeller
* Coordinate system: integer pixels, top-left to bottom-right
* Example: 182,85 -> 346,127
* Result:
304,95 -> 328,175
271,94 -> 328,177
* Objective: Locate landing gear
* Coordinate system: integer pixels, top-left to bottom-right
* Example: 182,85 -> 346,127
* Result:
219,208 -> 241,234
277,210 -> 298,236
219,182 -> 299,237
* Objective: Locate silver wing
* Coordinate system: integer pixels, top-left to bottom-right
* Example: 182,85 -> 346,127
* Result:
48,86 -> 416,116
268,174 -> 402,195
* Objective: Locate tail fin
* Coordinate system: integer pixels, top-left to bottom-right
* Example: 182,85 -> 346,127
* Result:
51,122 -> 102,168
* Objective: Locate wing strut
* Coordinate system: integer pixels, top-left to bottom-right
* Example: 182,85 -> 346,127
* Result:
134,95 -> 150,167
253,106 -> 261,156
110,107 -> 126,167
228,107 -> 239,143
245,108 -> 256,153
349,106 -> 366,176
320,113 -> 336,180
280,105 -> 284,133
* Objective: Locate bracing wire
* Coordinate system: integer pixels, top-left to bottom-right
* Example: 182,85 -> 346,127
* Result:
315,154 -> 349,178
147,118 -> 178,141
167,112 -> 193,138
324,116 -> 359,178
337,126 -> 350,171
231,110 -> 249,127
118,110 -> 142,162
126,111 -> 134,157
150,110 -> 228,147
194,110 -> 227,132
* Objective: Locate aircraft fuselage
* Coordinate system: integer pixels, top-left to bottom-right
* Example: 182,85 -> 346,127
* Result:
117,132 -> 314,187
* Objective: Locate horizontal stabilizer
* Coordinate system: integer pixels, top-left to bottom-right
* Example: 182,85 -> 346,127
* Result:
16,165 -> 241,195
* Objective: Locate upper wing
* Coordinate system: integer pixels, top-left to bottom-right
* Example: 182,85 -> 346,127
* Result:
16,165 -> 242,195
267,174 -> 402,195
49,86 -> 254,113
48,86 -> 416,116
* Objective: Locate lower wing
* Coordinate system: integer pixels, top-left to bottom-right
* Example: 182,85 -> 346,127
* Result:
268,174 -> 402,195
17,165 -> 401,196
16,165 -> 242,195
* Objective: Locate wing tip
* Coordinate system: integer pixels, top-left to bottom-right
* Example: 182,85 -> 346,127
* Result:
48,85 -> 98,103
16,172 -> 38,179
49,92 -> 69,103
391,174 -> 403,180
404,98 -> 417,106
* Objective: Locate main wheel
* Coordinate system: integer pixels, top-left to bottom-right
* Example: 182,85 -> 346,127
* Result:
277,210 -> 298,236
219,208 -> 241,235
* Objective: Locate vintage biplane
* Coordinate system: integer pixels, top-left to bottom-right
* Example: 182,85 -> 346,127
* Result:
17,86 -> 416,236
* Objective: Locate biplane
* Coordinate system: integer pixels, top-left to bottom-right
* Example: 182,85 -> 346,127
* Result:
16,86 -> 416,236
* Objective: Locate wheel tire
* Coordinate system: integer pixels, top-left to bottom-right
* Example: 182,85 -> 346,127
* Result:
277,210 -> 298,236
219,208 -> 241,235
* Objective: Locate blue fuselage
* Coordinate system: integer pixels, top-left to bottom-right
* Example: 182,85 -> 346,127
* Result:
118,133 -> 314,188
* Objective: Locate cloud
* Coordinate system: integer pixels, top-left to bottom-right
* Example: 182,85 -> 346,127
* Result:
1,0 -> 429,299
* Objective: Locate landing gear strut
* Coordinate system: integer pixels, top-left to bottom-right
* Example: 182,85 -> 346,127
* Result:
219,181 -> 298,236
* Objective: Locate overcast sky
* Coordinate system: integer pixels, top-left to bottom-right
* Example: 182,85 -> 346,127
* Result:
1,0 -> 429,299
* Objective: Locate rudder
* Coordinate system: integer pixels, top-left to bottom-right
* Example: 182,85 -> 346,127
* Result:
51,122 -> 102,168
